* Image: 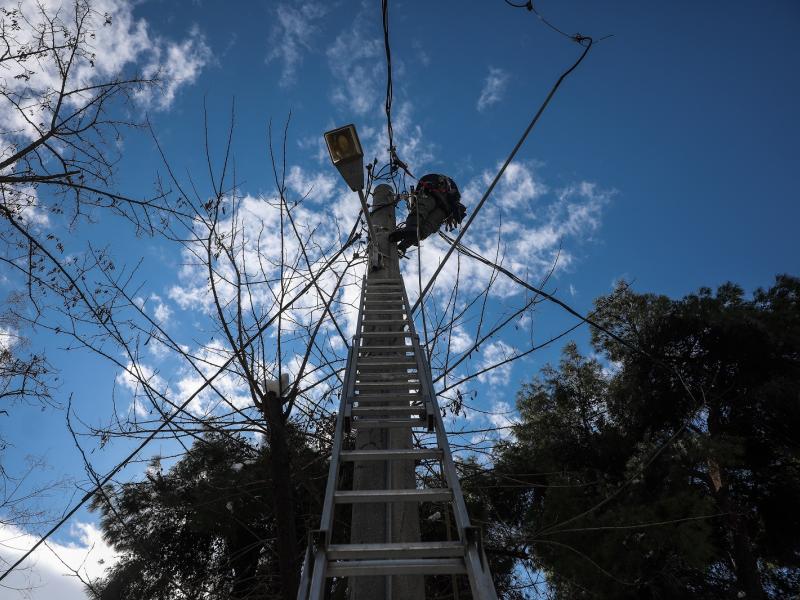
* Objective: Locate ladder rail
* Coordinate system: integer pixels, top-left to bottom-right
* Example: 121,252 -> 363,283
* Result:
301,273 -> 498,600
420,352 -> 498,599
305,285 -> 366,598
305,277 -> 370,598
400,285 -> 499,600
397,285 -> 437,432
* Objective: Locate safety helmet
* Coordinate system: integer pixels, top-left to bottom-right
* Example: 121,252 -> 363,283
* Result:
416,174 -> 461,207
415,174 -> 466,229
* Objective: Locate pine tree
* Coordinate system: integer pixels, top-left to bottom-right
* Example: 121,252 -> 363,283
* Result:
473,276 -> 800,598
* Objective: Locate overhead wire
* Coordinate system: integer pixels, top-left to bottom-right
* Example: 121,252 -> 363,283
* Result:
381,0 -> 414,190
503,1 -> 614,43
409,34 -> 595,315
441,233 -> 709,530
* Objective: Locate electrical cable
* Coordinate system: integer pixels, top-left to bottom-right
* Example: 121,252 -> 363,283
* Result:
410,36 -> 594,315
503,0 -> 613,44
381,0 -> 414,183
382,0 -> 394,162
442,232 -> 702,422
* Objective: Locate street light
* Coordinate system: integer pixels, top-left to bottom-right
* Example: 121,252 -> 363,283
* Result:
323,124 -> 379,265
323,124 -> 364,192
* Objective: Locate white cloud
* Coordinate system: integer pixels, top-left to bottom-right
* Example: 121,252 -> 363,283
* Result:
116,361 -> 167,396
0,522 -> 117,600
145,336 -> 171,360
149,295 -> 172,324
0,0 -> 211,141
447,326 -> 473,354
172,341 -> 255,414
327,31 -> 383,115
116,361 -> 170,417
487,400 -> 519,431
136,25 -> 212,110
477,67 -> 509,111
266,2 -> 327,87
0,325 -> 20,354
477,340 -> 515,385
411,39 -> 430,67
285,166 -> 338,202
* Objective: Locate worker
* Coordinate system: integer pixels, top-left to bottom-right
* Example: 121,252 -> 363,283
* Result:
389,173 -> 466,252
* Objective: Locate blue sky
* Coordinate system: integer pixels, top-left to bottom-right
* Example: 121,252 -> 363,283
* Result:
1,1 -> 798,597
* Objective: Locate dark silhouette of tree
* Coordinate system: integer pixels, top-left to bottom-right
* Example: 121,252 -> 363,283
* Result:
471,275 -> 800,598
88,429 -> 327,599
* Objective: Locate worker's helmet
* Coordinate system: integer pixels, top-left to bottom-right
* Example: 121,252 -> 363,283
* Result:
416,174 -> 466,229
417,173 -> 460,207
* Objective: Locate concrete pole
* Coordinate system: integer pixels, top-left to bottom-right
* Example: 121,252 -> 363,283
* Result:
350,184 -> 424,600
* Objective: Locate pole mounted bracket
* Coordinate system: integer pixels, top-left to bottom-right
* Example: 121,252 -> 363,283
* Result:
368,242 -> 382,270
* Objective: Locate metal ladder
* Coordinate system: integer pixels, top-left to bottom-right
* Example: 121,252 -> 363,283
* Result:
298,275 -> 497,599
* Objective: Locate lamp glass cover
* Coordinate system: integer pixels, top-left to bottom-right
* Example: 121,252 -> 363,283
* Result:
324,125 -> 363,164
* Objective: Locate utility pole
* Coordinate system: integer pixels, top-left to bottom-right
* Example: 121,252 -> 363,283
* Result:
350,184 -> 424,600
301,125 -> 497,600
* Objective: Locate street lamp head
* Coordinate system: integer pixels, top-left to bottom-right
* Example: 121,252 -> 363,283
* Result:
324,124 -> 364,191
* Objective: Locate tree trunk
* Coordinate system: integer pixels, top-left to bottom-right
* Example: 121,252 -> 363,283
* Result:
230,527 -> 263,599
264,391 -> 300,600
706,406 -> 765,599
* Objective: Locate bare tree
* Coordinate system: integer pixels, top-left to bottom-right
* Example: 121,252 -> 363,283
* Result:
0,9 -> 591,596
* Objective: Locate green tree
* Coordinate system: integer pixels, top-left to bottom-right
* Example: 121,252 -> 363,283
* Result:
474,276 -> 800,598
89,429 -> 327,599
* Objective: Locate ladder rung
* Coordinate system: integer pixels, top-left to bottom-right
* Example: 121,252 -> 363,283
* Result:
361,319 -> 408,325
334,488 -> 452,503
353,389 -> 421,396
351,406 -> 425,416
356,373 -> 419,381
358,344 -> 414,350
352,418 -> 428,428
326,557 -> 466,577
352,394 -> 423,403
353,381 -> 422,400
359,331 -> 410,338
356,379 -> 419,386
356,358 -> 417,369
339,449 -> 442,462
357,367 -> 418,373
327,541 -> 462,560
357,363 -> 417,371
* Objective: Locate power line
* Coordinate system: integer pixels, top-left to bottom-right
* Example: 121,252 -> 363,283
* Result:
503,1 -> 613,44
410,35 -> 594,315
382,0 -> 394,161
503,0 -> 578,41
381,0 -> 413,182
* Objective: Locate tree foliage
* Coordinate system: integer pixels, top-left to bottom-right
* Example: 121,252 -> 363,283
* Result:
473,275 -> 800,598
89,429 -> 327,600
